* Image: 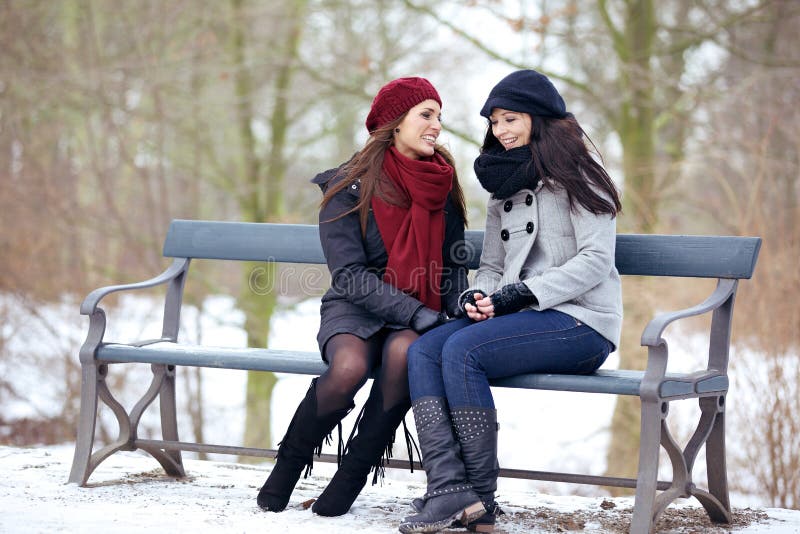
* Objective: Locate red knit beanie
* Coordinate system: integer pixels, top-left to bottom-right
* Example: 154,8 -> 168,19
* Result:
365,77 -> 442,133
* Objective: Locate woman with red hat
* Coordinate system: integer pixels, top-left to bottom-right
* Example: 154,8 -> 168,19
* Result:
257,77 -> 469,517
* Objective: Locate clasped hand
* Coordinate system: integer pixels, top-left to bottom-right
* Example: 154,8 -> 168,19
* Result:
464,292 -> 494,321
463,282 -> 537,321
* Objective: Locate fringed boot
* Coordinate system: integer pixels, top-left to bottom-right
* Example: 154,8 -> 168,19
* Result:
312,381 -> 412,516
257,378 -> 352,512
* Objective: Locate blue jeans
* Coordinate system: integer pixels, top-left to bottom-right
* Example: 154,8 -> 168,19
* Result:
407,310 -> 612,408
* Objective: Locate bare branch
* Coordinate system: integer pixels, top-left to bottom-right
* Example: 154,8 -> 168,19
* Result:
597,0 -> 626,59
401,0 -> 598,101
656,0 -> 797,61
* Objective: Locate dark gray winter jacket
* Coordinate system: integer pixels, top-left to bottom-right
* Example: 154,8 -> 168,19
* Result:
311,164 -> 468,356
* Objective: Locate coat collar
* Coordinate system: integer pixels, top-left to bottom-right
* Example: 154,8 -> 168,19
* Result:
311,162 -> 360,198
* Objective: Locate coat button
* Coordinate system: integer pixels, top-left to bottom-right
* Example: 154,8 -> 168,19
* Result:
500,229 -> 510,241
503,200 -> 513,212
525,194 -> 533,206
526,222 -> 534,233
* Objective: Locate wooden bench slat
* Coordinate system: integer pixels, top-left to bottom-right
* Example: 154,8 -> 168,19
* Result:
97,343 -> 720,398
99,343 -> 328,375
490,369 -> 645,396
162,220 -> 761,280
163,221 -> 327,264
614,234 -> 761,279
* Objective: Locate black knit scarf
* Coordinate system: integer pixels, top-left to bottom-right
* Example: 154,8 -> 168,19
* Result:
473,145 -> 540,199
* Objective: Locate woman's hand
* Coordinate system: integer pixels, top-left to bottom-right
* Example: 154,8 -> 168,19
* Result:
489,282 -> 537,316
466,284 -> 538,320
464,292 -> 493,321
410,306 -> 449,334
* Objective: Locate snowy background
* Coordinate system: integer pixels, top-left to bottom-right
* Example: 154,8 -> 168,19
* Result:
1,293 -> 799,532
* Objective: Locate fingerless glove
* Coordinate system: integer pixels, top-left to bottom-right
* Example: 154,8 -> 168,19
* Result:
490,283 -> 537,316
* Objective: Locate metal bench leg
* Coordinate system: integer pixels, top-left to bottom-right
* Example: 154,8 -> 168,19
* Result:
69,311 -> 109,486
69,360 -> 187,484
144,364 -> 184,476
642,393 -> 732,530
652,409 -> 690,519
129,364 -> 185,477
68,363 -> 102,485
630,399 -> 663,534
691,395 -> 731,523
67,363 -> 138,485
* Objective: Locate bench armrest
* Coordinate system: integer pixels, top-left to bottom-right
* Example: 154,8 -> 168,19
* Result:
640,278 -> 737,347
80,258 -> 190,315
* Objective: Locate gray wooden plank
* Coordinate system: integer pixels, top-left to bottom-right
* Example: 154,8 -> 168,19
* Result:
492,369 -> 644,396
615,234 -> 761,279
164,220 -> 760,280
99,343 -> 329,374
98,343 -> 709,397
163,221 -> 327,264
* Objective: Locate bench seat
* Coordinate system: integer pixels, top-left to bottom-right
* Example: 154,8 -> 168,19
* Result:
99,342 -> 727,398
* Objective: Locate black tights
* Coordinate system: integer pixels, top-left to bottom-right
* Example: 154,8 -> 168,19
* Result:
315,329 -> 418,416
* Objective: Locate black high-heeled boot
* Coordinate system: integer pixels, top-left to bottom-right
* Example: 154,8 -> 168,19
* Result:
312,381 -> 411,517
257,378 -> 352,512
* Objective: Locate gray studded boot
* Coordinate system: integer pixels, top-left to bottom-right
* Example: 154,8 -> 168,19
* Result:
409,407 -> 501,532
398,397 -> 485,534
452,407 -> 500,533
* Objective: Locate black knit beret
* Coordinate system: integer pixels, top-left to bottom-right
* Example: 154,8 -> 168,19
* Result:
480,70 -> 567,119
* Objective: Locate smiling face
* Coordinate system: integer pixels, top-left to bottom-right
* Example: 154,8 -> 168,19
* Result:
393,99 -> 442,159
489,108 -> 532,150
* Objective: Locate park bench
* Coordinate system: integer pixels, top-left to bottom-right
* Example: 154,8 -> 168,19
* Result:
69,219 -> 760,533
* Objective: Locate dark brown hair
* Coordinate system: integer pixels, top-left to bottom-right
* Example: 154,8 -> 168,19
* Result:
482,114 -> 622,216
322,113 -> 468,233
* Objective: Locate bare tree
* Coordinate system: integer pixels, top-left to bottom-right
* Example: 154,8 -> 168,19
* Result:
685,0 -> 800,508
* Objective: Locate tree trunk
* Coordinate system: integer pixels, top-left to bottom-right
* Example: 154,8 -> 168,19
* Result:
231,0 -> 308,459
604,0 -> 659,493
240,262 -> 278,455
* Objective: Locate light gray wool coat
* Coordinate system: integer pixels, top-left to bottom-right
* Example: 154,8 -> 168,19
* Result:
472,180 -> 623,349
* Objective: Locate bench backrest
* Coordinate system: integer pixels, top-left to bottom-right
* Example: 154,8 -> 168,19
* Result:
163,220 -> 761,279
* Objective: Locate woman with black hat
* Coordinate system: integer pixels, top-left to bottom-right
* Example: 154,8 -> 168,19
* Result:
399,70 -> 623,533
257,77 -> 469,518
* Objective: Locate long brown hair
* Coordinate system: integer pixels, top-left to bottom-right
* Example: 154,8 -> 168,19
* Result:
482,114 -> 622,216
322,113 -> 468,234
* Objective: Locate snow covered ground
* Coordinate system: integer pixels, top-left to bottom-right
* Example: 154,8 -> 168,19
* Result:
2,292 -> 799,532
2,444 -> 798,534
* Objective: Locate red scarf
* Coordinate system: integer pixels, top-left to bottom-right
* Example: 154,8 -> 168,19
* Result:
371,146 -> 453,311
